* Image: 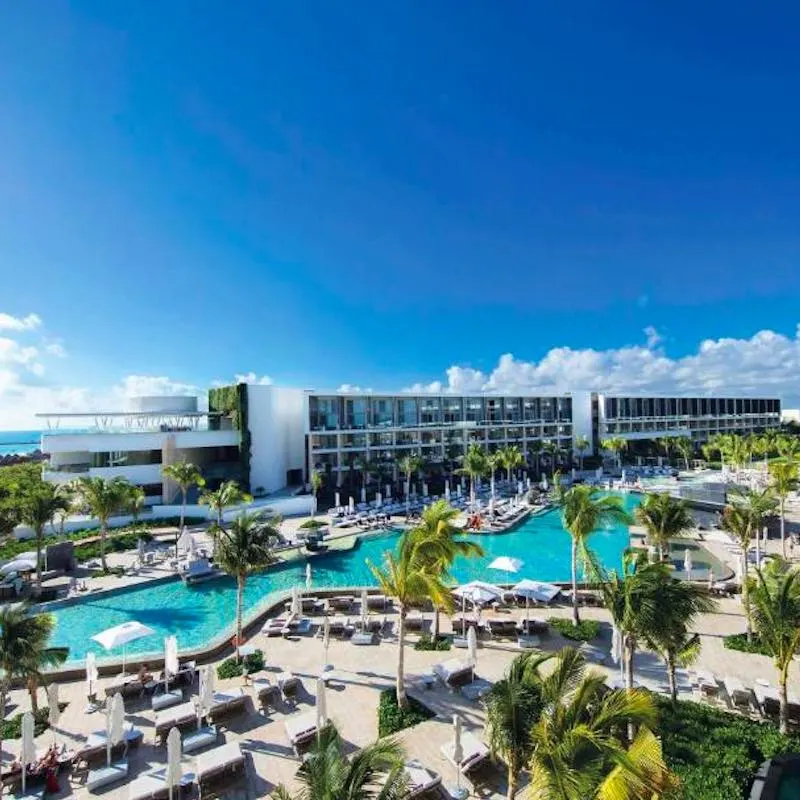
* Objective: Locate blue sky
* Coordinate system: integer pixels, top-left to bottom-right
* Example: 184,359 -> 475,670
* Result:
1,2 -> 800,426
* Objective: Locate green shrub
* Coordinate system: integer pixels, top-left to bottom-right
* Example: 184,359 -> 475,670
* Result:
74,532 -> 152,563
216,649 -> 265,679
548,617 -> 600,641
414,633 -> 451,651
724,633 -> 774,657
0,704 -> 67,739
377,689 -> 435,737
299,519 -> 326,530
657,696 -> 800,800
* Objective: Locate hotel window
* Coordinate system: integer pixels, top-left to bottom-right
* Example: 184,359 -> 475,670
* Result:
309,396 -> 340,431
468,429 -> 485,443
486,399 -> 503,423
619,398 -> 631,418
505,398 -> 521,423
341,433 -> 367,448
606,398 -> 618,419
643,398 -> 654,417
421,430 -> 440,445
396,431 -> 419,445
444,428 -> 463,443
525,426 -> 540,439
310,434 -> 337,450
465,398 -> 484,423
313,452 -> 338,470
371,398 -> 394,428
369,432 -> 394,447
523,398 -> 540,421
557,397 -> 572,421
443,398 -> 463,424
396,398 -> 418,427
343,398 -> 367,429
540,398 -> 555,422
700,398 -> 708,416
420,397 -> 442,426
735,399 -> 743,415
488,427 -> 505,441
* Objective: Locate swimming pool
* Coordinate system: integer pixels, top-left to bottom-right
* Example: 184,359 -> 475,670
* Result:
43,494 -> 639,665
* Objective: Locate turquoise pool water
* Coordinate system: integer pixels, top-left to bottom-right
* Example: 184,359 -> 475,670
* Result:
44,495 -> 639,665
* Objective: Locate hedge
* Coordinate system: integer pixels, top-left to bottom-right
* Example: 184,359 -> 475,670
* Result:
377,689 -> 435,737
413,633 -> 451,651
723,633 -> 773,657
657,697 -> 800,800
0,705 -> 67,739
217,649 -> 265,679
548,617 -> 600,641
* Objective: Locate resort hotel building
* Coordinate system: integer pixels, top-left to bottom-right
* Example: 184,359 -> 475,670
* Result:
37,386 -> 782,502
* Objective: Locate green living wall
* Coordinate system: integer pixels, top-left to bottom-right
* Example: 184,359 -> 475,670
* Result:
208,383 -> 251,491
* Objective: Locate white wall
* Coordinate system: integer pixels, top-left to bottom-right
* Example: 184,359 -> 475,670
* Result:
571,391 -> 594,455
247,386 -> 306,494
42,429 -> 238,455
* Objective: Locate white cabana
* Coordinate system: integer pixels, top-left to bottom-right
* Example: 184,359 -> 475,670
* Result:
452,581 -> 504,606
20,711 -> 35,793
166,726 -> 182,800
511,579 -> 561,604
316,675 -> 328,731
92,621 -> 156,676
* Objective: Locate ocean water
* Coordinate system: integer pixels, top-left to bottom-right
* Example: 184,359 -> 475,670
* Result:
0,430 -> 41,457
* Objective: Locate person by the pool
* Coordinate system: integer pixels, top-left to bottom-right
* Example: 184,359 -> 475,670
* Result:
138,663 -> 153,684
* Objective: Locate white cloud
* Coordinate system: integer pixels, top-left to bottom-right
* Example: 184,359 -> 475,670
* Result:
0,338 -> 39,366
234,372 -> 272,385
337,384 -> 373,393
112,375 -> 200,401
44,340 -> 68,358
643,325 -> 663,349
403,326 -> 800,406
0,313 -> 41,332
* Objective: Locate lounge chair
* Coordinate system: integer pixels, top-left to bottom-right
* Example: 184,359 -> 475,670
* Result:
208,688 -> 247,720
86,758 -> 129,793
403,760 -> 442,799
351,631 -> 375,645
441,730 -> 490,774
282,617 -> 313,636
195,741 -> 245,794
252,676 -> 280,706
461,678 -> 493,701
182,725 -> 218,754
182,558 -> 221,585
284,710 -> 319,749
329,595 -> 355,611
262,614 -> 296,637
278,671 -> 300,699
104,676 -> 143,697
433,658 -> 474,688
696,670 -> 720,702
518,616 -> 549,635
152,687 -> 183,711
367,594 -> 390,610
484,617 -> 518,638
124,766 -> 183,800
404,611 -> 426,631
724,676 -> 752,712
323,616 -> 353,637
155,701 -> 198,740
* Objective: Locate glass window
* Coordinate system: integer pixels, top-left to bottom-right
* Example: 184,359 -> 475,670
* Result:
310,434 -> 337,450
443,398 -> 463,423
396,398 -> 418,427
523,397 -> 540,421
465,398 -> 484,423
540,398 -> 555,422
309,396 -> 340,431
343,398 -> 367,429
370,398 -> 394,428
341,433 -> 367,448
486,398 -> 503,423
419,397 -> 442,426
504,398 -> 521,423
557,397 -> 572,421
369,432 -> 394,447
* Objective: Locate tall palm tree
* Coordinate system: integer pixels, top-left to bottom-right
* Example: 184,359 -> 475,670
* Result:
634,492 -> 694,561
572,436 -> 590,471
657,436 -> 676,466
708,433 -> 733,470
769,461 -> 798,557
731,488 -> 778,564
310,470 -> 324,518
270,723 -> 407,800
72,476 -> 131,571
485,650 -> 552,800
528,647 -> 676,800
557,486 -> 632,625
368,530 -> 454,708
0,606 -> 68,755
162,460 -> 205,555
414,500 -> 483,638
20,484 -> 70,587
750,567 -> 800,734
396,453 -> 423,502
642,577 -> 716,701
499,444 -> 525,482
457,444 -> 487,505
123,484 -> 147,539
600,437 -> 627,469
199,479 -> 252,530
761,430 -> 780,468
53,481 -> 75,537
486,451 -> 503,495
541,440 -> 560,474
674,437 -> 694,471
215,510 -> 280,657
776,435 -> 800,463
528,440 -> 543,478
722,503 -> 756,640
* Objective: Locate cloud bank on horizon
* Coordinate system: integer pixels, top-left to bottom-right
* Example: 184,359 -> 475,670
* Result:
0,310 -> 799,430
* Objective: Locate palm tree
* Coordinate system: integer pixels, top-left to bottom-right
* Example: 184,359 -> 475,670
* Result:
761,430 -> 780,468
368,530 -> 454,708
53,481 -> 75,537
557,486 -> 632,625
541,440 -> 560,475
0,606 -> 68,755
214,510 -> 280,657
642,577 -> 716,701
396,453 -> 423,503
776,435 -> 800,463
572,435 -> 590,471
123,485 -> 147,538
708,433 -> 733,469
414,500 -> 483,638
457,444 -> 487,505
161,460 -> 205,555
270,723 -> 407,800
486,451 -> 502,496
310,470 -> 324,518
20,484 -> 70,587
72,476 -> 131,571
657,436 -> 676,466
199,479 -> 252,530
770,461 -> 798,557
528,647 -> 676,800
728,435 -> 750,472
528,440 -> 543,477
732,488 -> 778,564
674,436 -> 694,470
600,437 -> 627,469
722,503 -> 756,640
499,444 -> 525,482
634,492 -> 694,561
485,651 -> 552,800
750,567 -> 800,733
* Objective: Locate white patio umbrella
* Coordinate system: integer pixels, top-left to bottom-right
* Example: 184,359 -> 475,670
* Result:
137,538 -> 146,563
305,562 -> 312,592
611,625 -> 624,679
375,492 -> 382,508
466,626 -> 478,677
322,615 -> 332,672
291,585 -> 302,617
445,480 -> 451,501
198,664 -> 215,728
20,711 -> 35,793
316,675 -> 328,730
92,620 -> 156,676
176,529 -> 192,553
334,491 -> 341,509
348,497 -> 355,514
0,558 -> 35,575
361,587 -> 369,630
166,726 -> 182,800
708,568 -> 715,590
541,475 -> 549,491
452,581 -> 504,606
47,682 -> 60,744
106,692 -> 125,766
164,635 -> 180,694
684,548 -> 693,582
452,715 -> 464,794
488,556 -> 523,588
85,652 -> 99,705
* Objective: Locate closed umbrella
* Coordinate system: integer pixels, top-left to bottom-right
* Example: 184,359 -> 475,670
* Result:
316,675 -> 327,731
466,626 -> 478,677
176,529 -> 192,554
92,620 -> 156,676
452,715 -> 464,794
198,665 -> 215,728
684,548 -> 693,582
47,682 -> 60,744
85,652 -> 99,706
361,587 -> 369,630
20,711 -> 35,793
305,563 -> 312,592
375,492 -> 382,508
322,615 -> 332,672
348,497 -> 355,515
107,692 -> 125,766
291,585 -> 302,617
334,491 -> 341,510
708,568 -> 715,590
166,726 -> 182,800
137,538 -> 146,564
164,635 -> 179,694
445,480 -> 451,501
